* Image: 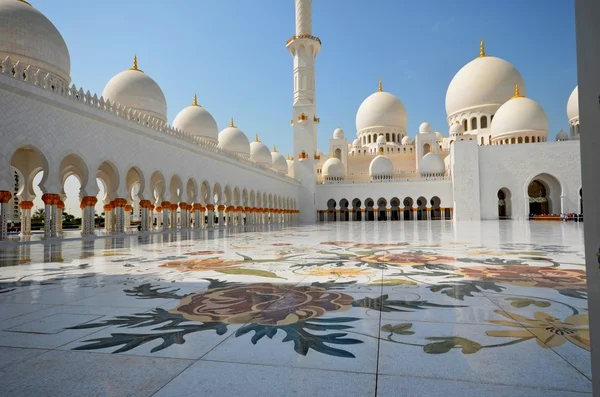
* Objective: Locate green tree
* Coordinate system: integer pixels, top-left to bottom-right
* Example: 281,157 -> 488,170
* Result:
31,208 -> 44,223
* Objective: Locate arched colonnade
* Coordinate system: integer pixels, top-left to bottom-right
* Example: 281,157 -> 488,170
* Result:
318,196 -> 452,222
0,145 -> 298,240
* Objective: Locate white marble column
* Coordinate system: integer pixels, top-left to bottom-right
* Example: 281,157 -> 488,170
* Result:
207,205 -> 215,228
575,2 -> 600,391
42,193 -> 60,238
56,200 -> 64,235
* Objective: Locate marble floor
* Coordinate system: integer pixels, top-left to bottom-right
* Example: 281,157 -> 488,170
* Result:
0,221 -> 591,396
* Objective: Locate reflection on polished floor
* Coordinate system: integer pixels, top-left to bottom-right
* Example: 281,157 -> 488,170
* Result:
0,221 -> 591,396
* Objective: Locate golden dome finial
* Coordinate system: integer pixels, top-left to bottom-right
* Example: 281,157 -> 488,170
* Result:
255,133 -> 259,142
287,153 -> 291,160
378,76 -> 383,92
273,145 -> 277,152
479,36 -> 486,58
129,55 -> 143,72
229,117 -> 235,128
192,93 -> 199,107
513,84 -> 521,98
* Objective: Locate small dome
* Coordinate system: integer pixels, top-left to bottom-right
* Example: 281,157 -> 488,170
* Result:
419,121 -> 432,134
333,127 -> 345,139
271,148 -> 288,173
172,95 -> 218,141
449,121 -> 464,136
435,131 -> 443,141
352,138 -> 361,147
556,129 -> 569,141
446,49 -> 526,118
250,135 -> 272,165
567,86 -> 579,124
103,57 -> 168,122
490,90 -> 548,141
0,0 -> 71,84
322,157 -> 345,179
376,134 -> 386,144
356,90 -> 407,132
420,153 -> 445,175
218,119 -> 250,156
369,155 -> 394,177
401,135 -> 412,145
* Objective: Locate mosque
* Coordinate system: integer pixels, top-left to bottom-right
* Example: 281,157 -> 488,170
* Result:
0,0 -> 582,240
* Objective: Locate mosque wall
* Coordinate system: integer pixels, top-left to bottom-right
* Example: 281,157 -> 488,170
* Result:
451,140 -> 482,221
0,76 -> 299,207
477,141 -> 582,220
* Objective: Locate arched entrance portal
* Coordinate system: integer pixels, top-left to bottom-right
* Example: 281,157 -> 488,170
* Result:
528,181 -> 548,215
527,174 -> 562,217
497,188 -> 511,219
327,199 -> 336,221
403,197 -> 413,221
377,198 -> 387,221
352,198 -> 361,221
390,197 -> 400,220
365,198 -> 375,221
339,198 -> 349,221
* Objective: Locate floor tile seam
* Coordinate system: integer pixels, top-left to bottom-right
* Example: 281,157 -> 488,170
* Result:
480,290 -> 592,381
148,358 -> 201,397
197,357 -> 379,376
0,303 -> 62,323
191,275 -> 313,361
375,372 -> 592,393
0,347 -> 54,374
374,268 -> 384,397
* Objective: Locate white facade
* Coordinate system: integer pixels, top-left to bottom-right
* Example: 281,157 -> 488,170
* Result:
0,0 -> 583,239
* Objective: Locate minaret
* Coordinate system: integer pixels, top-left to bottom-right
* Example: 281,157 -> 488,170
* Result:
287,0 -> 321,223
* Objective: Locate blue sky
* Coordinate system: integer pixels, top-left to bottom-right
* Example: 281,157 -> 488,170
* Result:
32,0 -> 577,214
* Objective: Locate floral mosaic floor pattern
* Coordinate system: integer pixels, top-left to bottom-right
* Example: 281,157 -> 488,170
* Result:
0,221 -> 592,396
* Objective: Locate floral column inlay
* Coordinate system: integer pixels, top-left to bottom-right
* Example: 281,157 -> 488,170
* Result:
42,193 -> 60,238
139,200 -> 151,232
56,200 -> 65,235
0,191 -> 12,240
18,200 -> 34,236
80,196 -> 98,235
161,201 -> 171,230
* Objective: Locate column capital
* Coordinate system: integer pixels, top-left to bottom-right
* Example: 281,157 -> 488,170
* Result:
0,191 -> 12,203
18,201 -> 34,210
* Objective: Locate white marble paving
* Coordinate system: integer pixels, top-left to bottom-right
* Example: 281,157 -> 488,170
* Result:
0,221 -> 591,396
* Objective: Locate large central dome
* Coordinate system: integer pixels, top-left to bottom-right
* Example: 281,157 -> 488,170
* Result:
445,53 -> 525,119
356,89 -> 407,133
0,0 -> 71,84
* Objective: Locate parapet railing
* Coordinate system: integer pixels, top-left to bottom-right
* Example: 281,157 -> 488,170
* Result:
0,56 -> 296,183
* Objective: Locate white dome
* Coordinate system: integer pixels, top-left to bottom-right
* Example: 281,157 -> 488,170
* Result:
356,91 -> 407,132
490,95 -> 548,140
103,59 -> 167,122
419,121 -> 432,134
0,0 -> 71,84
449,121 -> 464,136
376,134 -> 386,144
322,157 -> 345,178
218,120 -> 250,156
250,136 -> 272,165
172,96 -> 218,141
352,138 -> 361,147
369,155 -> 393,177
401,136 -> 412,145
420,153 -> 445,175
333,127 -> 345,139
567,86 -> 579,124
556,130 -> 569,141
435,131 -> 443,141
271,150 -> 288,173
446,55 -> 526,118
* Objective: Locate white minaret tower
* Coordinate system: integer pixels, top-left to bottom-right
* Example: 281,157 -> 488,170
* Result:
287,0 -> 321,223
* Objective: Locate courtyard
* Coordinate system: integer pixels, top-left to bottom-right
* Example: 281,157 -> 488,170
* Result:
0,220 -> 591,396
